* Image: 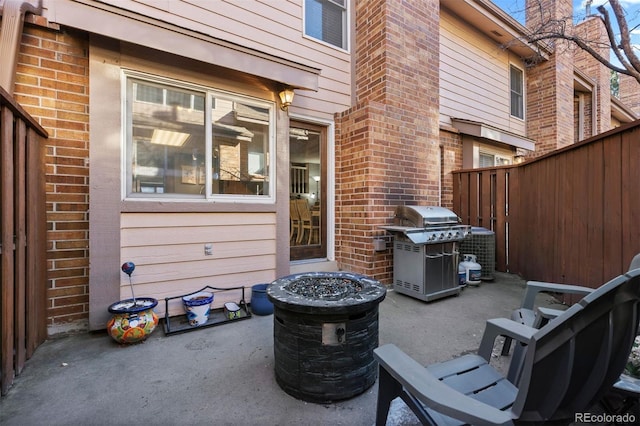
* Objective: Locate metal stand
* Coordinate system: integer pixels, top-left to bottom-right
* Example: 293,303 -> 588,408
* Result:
162,285 -> 251,336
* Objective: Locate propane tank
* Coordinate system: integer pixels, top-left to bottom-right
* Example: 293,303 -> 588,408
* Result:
458,262 -> 467,287
460,254 -> 482,286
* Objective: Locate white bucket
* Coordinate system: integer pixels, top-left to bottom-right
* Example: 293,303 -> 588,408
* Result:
182,291 -> 214,326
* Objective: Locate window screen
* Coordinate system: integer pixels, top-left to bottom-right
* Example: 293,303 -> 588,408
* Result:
304,0 -> 347,50
510,65 -> 524,119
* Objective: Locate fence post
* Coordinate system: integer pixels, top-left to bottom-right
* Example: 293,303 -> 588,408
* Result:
0,87 -> 48,396
1,105 -> 16,396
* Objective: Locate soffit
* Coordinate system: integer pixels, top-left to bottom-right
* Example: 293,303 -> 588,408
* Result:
451,118 -> 536,151
45,0 -> 320,91
441,0 -> 550,61
611,96 -> 637,123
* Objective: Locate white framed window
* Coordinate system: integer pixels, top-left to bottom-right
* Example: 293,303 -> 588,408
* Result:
479,151 -> 512,168
510,64 -> 524,119
304,0 -> 348,50
125,73 -> 275,202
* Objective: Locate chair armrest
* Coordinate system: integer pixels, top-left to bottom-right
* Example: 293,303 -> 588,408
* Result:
520,281 -> 593,310
536,307 -> 564,322
478,318 -> 536,361
374,344 -> 515,426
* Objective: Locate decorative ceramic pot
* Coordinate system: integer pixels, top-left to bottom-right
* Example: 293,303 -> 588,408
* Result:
182,291 -> 214,326
107,297 -> 158,344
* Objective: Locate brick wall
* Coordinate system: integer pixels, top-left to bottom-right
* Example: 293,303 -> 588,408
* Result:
335,0 -> 441,283
525,0 -> 575,155
439,129 -> 462,210
13,23 -> 90,334
619,74 -> 640,116
335,101 -> 394,282
574,94 -> 593,142
573,17 -> 611,136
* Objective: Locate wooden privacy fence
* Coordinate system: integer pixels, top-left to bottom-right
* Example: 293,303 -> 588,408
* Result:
452,120 -> 640,290
0,86 -> 48,396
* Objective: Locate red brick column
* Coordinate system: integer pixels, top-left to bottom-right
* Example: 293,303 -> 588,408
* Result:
574,17 -> 611,137
619,75 -> 640,116
335,0 -> 441,283
14,23 -> 90,334
526,0 -> 575,155
439,129 -> 462,209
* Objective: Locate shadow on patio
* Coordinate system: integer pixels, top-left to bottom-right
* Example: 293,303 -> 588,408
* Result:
1,273 -> 559,426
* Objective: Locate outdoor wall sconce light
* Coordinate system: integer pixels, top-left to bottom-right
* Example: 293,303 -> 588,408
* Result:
279,88 -> 295,111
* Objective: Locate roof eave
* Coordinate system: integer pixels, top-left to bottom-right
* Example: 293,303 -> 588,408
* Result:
441,0 -> 551,62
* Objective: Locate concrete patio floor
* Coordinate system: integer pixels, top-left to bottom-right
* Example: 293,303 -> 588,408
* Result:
1,272 -> 559,426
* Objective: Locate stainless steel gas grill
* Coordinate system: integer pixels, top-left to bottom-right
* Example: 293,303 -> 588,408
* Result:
381,206 -> 471,302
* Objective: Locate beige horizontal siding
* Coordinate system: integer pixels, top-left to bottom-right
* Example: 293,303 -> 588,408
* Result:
121,240 -> 275,264
120,212 -> 277,317
121,224 -> 275,246
116,0 -> 352,117
440,10 -> 527,136
122,212 -> 276,227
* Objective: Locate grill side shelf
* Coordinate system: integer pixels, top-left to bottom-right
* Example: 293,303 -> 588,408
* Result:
379,225 -> 425,233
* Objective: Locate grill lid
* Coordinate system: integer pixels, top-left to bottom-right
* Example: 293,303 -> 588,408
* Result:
381,205 -> 470,244
393,205 -> 461,228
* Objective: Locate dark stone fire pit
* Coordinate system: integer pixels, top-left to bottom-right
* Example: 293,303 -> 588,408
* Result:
267,272 -> 386,403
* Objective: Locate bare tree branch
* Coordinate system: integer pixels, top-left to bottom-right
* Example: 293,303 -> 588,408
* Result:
521,0 -> 640,84
608,0 -> 640,77
526,28 -> 629,74
595,6 -> 633,74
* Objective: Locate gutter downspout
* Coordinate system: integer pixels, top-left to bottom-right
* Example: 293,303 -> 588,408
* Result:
0,0 -> 42,95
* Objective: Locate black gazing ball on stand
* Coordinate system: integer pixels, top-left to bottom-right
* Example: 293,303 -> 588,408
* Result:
121,261 -> 135,277
121,261 -> 137,303
107,261 -> 158,344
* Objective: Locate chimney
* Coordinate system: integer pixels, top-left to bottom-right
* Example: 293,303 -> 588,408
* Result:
525,0 -> 575,155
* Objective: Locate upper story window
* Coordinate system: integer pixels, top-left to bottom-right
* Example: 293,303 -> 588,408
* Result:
510,65 -> 524,119
125,75 -> 274,202
304,0 -> 348,50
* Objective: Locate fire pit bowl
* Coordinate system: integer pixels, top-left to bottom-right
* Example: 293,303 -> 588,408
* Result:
267,272 -> 386,403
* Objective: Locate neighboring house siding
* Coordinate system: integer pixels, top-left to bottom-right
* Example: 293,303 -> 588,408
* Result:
14,24 -> 90,333
120,212 -> 277,317
439,10 -> 526,136
93,0 -> 351,119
